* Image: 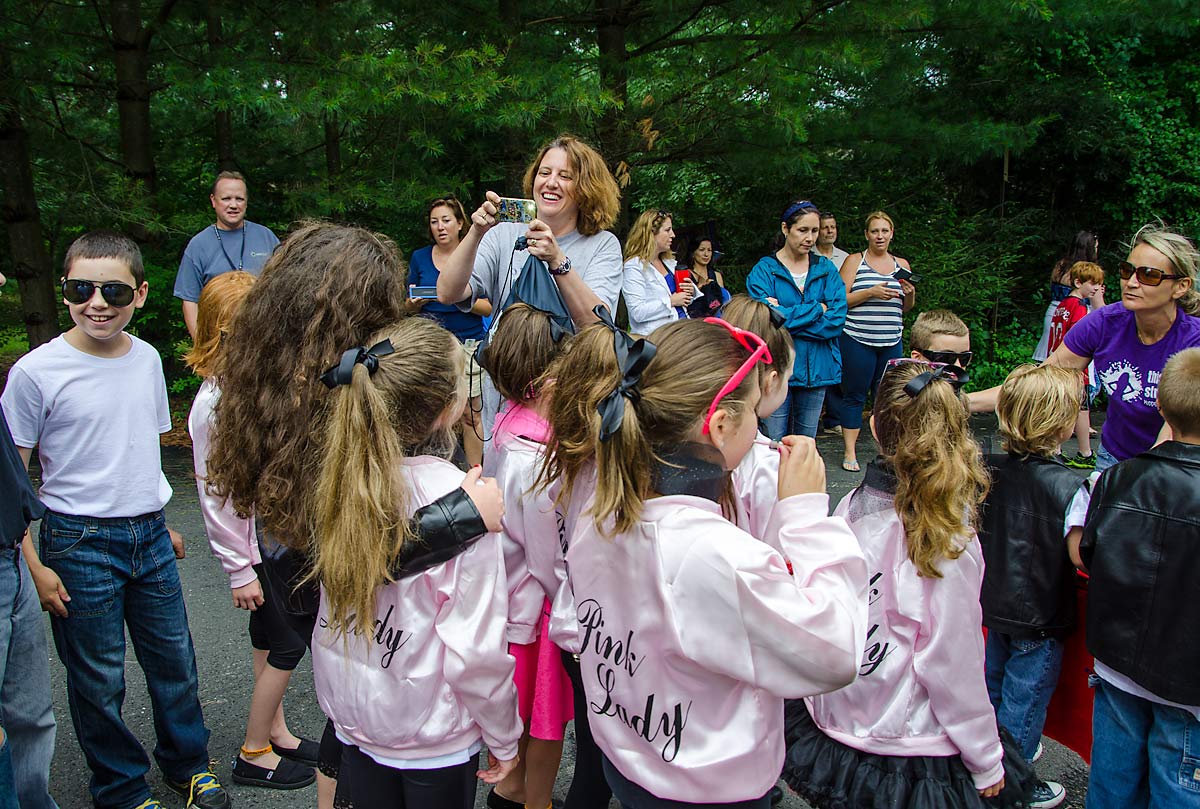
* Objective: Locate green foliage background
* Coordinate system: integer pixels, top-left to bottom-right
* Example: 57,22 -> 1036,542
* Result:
2,0 -> 1198,396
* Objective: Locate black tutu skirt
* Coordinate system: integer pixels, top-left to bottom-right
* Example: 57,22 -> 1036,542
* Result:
782,699 -> 1036,809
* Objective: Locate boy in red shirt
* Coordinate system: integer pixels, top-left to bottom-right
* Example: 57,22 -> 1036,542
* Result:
1047,261 -> 1105,468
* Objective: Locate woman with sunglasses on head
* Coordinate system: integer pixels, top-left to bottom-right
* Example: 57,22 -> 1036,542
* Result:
784,359 -> 1035,809
542,316 -> 868,808
832,211 -> 915,473
970,224 -> 1200,470
621,209 -> 694,334
746,200 -> 848,441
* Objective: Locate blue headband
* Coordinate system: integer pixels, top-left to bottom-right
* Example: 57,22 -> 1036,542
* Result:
782,200 -> 819,222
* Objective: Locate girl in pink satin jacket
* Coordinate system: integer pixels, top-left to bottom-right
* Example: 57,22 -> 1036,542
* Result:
308,316 -> 521,809
542,315 -> 869,808
783,359 -> 1035,809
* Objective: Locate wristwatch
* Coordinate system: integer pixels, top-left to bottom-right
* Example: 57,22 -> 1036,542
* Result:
548,256 -> 572,276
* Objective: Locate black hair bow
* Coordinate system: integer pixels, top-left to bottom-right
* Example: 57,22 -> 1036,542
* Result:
903,363 -> 969,398
592,305 -> 657,441
319,339 -> 395,389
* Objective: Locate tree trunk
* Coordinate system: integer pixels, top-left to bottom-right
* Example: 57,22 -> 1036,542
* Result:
324,112 -> 341,180
595,0 -> 629,162
206,2 -> 236,170
110,0 -> 158,193
0,57 -> 60,348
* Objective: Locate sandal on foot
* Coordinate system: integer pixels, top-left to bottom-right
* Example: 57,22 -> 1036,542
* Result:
842,459 -> 861,472
273,737 -> 320,767
231,755 -> 315,790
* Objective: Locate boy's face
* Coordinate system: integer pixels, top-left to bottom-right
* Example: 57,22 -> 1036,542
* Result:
911,333 -> 971,366
63,257 -> 147,346
1075,279 -> 1102,299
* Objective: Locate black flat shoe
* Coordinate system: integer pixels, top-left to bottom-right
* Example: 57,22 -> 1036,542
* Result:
272,737 -> 320,767
231,755 -> 315,790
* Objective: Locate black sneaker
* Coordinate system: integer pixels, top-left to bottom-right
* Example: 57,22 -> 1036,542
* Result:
164,771 -> 232,809
1029,780 -> 1066,808
486,788 -> 523,809
769,783 -> 785,805
231,755 -> 315,790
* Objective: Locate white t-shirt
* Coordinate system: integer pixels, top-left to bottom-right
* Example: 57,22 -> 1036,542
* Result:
791,271 -> 809,292
1,334 -> 173,517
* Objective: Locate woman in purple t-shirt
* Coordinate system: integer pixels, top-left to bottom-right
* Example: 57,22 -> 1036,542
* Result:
972,224 -> 1200,469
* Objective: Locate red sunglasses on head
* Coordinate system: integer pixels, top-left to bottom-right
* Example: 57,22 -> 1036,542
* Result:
701,318 -> 773,434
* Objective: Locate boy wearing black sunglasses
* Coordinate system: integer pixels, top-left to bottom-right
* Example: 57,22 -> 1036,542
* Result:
1,231 -> 232,809
909,308 -> 973,369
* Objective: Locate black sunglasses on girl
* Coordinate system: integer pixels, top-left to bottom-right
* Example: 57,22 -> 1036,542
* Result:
1118,261 -> 1183,287
61,278 -> 137,307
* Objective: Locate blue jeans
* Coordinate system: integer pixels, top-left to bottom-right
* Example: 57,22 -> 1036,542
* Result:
0,549 -> 58,809
1096,443 -> 1119,471
0,733 -> 16,809
39,511 -> 210,809
762,386 -> 827,440
836,335 -> 902,430
984,631 -> 1065,762
1087,675 -> 1200,809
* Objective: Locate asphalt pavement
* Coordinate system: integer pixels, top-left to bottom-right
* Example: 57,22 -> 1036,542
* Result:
39,413 -> 1092,808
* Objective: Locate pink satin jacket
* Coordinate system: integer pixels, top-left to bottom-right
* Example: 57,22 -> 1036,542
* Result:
312,455 -> 522,764
567,492 -> 868,803
805,483 -> 1005,791
187,378 -> 260,589
732,431 -> 781,547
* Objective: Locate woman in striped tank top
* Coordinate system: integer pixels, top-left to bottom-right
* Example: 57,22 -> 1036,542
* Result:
833,211 -> 916,471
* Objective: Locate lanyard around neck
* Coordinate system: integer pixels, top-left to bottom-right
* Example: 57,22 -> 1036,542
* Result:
213,225 -> 245,271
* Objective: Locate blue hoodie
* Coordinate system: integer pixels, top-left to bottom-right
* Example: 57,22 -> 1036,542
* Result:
745,253 -> 847,388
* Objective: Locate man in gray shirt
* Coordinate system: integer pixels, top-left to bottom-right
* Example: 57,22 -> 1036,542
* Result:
174,171 -> 279,338
817,212 -> 850,271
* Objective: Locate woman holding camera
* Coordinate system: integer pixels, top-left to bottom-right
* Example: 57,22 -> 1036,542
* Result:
833,210 -> 915,472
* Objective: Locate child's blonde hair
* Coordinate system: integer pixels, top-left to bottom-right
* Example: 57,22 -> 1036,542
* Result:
1159,348 -> 1200,437
1068,261 -> 1105,285
312,318 -> 463,637
909,309 -> 968,354
184,271 -> 256,379
543,318 -> 760,535
720,295 -> 795,380
482,303 -> 570,403
872,361 -> 989,578
997,364 -> 1081,458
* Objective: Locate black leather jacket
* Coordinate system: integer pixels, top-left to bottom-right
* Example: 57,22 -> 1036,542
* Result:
1081,441 -> 1200,705
979,453 -> 1084,639
259,486 -> 490,642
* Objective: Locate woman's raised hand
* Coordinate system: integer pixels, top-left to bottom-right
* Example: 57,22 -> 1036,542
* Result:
470,191 -> 502,233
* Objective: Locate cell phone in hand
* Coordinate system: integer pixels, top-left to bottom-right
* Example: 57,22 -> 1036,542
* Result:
408,285 -> 439,300
894,267 -> 922,284
496,197 -> 538,224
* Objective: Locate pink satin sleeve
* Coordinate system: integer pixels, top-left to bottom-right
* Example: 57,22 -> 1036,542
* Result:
497,449 -> 550,645
187,380 -> 259,589
911,539 -> 1004,790
435,533 -> 523,762
672,493 -> 868,699
732,439 -> 780,544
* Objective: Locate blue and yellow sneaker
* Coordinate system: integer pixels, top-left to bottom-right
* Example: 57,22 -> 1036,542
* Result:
164,771 -> 232,809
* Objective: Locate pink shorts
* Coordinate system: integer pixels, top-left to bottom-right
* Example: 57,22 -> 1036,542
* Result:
510,601 -> 574,740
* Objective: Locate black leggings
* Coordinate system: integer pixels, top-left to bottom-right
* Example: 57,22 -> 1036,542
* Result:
332,743 -> 478,809
560,650 -> 613,809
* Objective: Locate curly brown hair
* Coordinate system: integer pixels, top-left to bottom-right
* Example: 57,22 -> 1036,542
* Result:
205,220 -> 408,547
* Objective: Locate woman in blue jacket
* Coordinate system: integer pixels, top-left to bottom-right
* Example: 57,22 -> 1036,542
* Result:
746,200 -> 848,439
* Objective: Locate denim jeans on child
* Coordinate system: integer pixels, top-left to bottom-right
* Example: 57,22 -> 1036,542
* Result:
984,630 -> 1065,762
1087,676 -> 1200,809
39,510 -> 210,809
762,386 -> 827,440
0,548 -> 58,809
1095,443 -> 1120,472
